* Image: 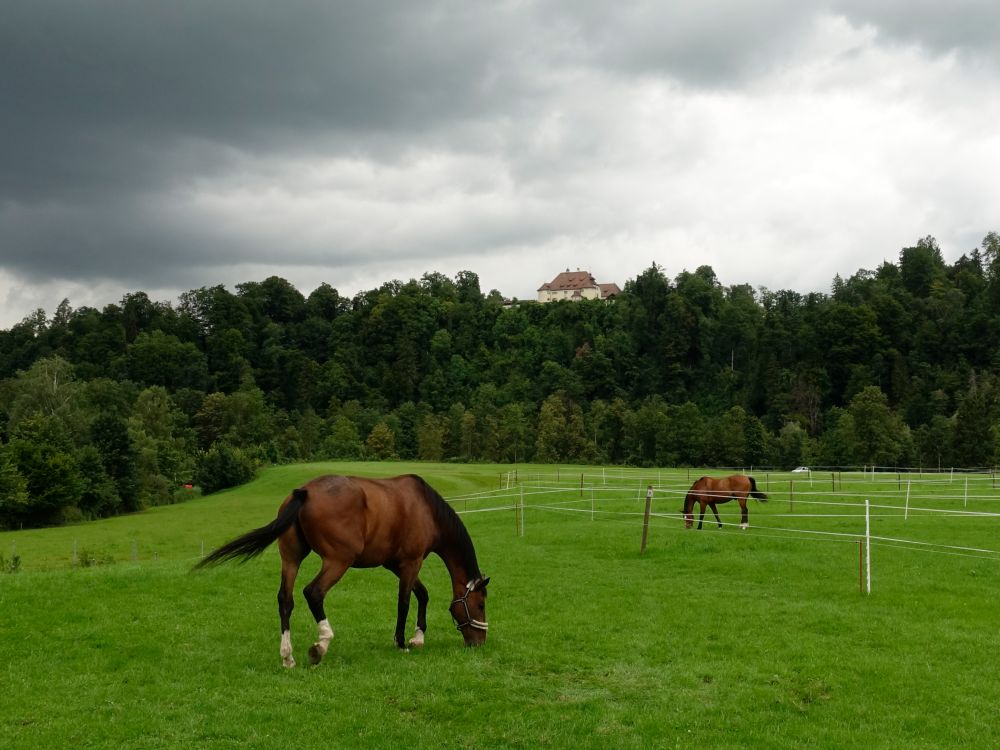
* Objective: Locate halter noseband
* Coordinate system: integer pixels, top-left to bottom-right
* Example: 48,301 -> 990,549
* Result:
451,578 -> 489,632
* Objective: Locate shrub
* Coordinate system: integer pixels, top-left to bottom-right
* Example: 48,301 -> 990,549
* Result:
0,552 -> 21,574
74,548 -> 114,568
195,444 -> 257,495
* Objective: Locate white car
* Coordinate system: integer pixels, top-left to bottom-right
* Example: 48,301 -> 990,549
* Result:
791,466 -> 811,473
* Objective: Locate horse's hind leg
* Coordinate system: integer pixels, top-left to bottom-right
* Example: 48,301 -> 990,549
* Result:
738,498 -> 749,529
278,560 -> 299,668
277,535 -> 308,668
303,558 -> 350,665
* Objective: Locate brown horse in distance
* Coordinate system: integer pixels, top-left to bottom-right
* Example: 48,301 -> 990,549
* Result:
195,474 -> 489,666
682,474 -> 768,530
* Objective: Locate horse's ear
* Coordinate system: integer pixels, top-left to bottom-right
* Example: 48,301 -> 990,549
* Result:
476,576 -> 490,590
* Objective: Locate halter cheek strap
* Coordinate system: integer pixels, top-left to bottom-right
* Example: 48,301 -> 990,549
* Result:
451,579 -> 489,632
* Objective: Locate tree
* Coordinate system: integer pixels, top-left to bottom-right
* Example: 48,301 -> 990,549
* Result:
89,413 -> 139,512
952,374 -> 996,467
622,264 -> 671,396
774,422 -> 813,470
625,397 -> 667,466
323,415 -> 363,459
847,386 -> 909,467
365,422 -> 398,460
705,406 -> 748,468
205,328 -> 252,392
306,283 -> 347,321
416,415 -> 446,462
3,356 -> 86,440
743,414 -> 771,467
0,443 -> 29,528
125,330 -> 209,390
658,402 -> 705,467
899,237 -> 946,298
178,285 -> 252,338
195,445 -> 257,495
913,415 -> 955,471
7,416 -> 84,525
127,386 -> 196,506
296,410 -> 324,460
76,445 -> 123,518
496,403 -> 529,463
534,392 -> 588,463
459,410 -> 477,460
237,276 -> 306,325
392,401 -> 425,460
193,386 -> 274,450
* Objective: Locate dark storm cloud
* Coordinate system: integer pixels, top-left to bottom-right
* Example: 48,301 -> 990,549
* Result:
1,0 -> 550,290
0,0 -> 517,199
1,0 -> 841,202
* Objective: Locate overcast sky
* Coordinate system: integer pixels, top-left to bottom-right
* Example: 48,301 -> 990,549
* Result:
3,1 -> 999,328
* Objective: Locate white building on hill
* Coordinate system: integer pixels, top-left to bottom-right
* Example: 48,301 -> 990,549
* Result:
537,269 -> 621,303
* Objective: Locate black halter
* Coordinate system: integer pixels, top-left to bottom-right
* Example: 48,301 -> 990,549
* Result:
450,578 -> 489,632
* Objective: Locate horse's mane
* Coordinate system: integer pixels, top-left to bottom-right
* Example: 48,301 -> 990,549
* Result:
411,475 -> 481,577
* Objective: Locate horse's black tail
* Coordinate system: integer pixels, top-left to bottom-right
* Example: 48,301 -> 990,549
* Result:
748,476 -> 768,502
193,488 -> 308,570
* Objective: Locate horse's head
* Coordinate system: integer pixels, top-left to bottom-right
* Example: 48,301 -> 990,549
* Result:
451,576 -> 489,647
681,492 -> 695,528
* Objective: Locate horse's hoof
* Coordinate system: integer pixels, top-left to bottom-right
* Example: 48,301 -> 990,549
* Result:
308,644 -> 325,665
282,656 -> 296,668
740,523 -> 748,530
408,629 -> 425,648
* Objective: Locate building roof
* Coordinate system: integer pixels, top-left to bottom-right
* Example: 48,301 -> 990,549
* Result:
598,283 -> 621,299
537,270 -> 599,292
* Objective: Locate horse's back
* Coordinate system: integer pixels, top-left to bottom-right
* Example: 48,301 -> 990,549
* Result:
700,474 -> 752,491
295,475 -> 436,567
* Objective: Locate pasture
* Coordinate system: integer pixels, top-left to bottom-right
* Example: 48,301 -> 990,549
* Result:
2,462 -> 999,748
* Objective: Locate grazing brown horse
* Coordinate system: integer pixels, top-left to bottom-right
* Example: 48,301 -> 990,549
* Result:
682,474 -> 768,530
195,474 -> 489,666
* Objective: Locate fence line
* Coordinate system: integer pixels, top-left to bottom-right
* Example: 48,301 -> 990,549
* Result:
495,483 -> 1000,567
11,470 -> 1000,572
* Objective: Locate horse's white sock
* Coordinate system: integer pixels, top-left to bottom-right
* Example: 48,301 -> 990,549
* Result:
315,619 -> 334,656
280,629 -> 295,668
408,627 -> 425,648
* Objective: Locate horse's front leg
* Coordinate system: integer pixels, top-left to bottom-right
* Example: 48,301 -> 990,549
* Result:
697,502 -> 706,530
394,561 -> 423,650
710,503 -> 723,528
407,578 -> 429,648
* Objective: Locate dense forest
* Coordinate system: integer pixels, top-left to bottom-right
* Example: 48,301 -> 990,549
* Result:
2,234 -> 999,528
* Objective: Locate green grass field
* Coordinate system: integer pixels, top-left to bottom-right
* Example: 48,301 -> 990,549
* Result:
2,463 -> 999,748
